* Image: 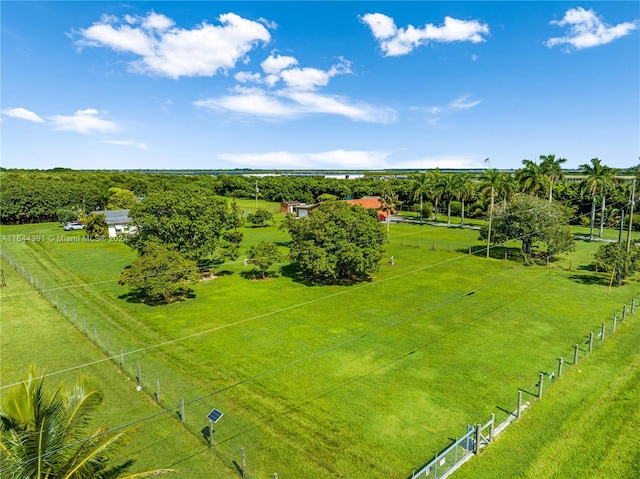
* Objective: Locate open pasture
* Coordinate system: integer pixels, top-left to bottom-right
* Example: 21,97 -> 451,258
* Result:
0,215 -> 636,478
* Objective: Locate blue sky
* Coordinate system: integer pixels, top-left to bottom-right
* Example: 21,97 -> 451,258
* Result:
2,1 -> 638,171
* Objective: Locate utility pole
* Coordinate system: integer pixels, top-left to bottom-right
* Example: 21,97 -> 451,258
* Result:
627,178 -> 636,252
255,180 -> 259,209
486,186 -> 494,259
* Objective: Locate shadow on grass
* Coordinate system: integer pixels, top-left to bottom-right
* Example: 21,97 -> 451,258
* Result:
568,274 -> 608,286
279,263 -> 373,287
239,269 -> 278,281
118,288 -> 195,306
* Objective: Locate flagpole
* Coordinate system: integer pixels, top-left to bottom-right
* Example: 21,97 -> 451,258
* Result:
255,180 -> 258,209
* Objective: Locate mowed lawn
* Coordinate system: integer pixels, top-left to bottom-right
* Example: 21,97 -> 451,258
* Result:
0,257 -> 229,477
0,215 -> 637,478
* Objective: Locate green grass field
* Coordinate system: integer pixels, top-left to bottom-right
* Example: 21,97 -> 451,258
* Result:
1,213 -> 638,478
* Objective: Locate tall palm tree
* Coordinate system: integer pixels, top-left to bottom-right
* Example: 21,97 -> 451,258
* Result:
539,154 -> 567,202
411,172 -> 430,225
515,159 -> 549,198
453,174 -> 474,225
480,169 -> 516,207
580,158 -> 618,239
427,168 -> 444,221
434,174 -> 457,226
0,368 -> 174,479
381,186 -> 399,237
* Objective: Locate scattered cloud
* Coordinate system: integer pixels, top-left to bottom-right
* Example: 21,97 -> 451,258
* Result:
547,7 -> 638,50
2,107 -> 45,123
75,11 -> 272,78
101,139 -> 149,150
421,95 -> 482,125
48,108 -> 119,134
218,150 -> 483,169
361,13 -> 489,56
195,54 -> 396,123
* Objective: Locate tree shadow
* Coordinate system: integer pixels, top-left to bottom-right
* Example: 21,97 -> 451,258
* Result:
278,263 -> 372,287
568,274 -> 608,286
239,269 -> 278,280
118,288 -> 195,305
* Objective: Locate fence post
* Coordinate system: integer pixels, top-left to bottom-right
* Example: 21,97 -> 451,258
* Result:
538,372 -> 544,399
241,447 -> 246,476
180,398 -> 185,422
432,241 -> 435,250
573,344 -> 579,364
622,305 -> 627,321
558,357 -> 564,378
417,239 -> 420,248
517,390 -> 522,418
632,298 -> 635,314
120,350 -> 124,370
601,322 -> 606,341
613,314 -> 617,332
155,380 -> 161,401
569,259 -> 573,271
137,364 -> 142,386
588,332 -> 593,353
469,246 -> 472,254
489,413 -> 495,442
474,424 -> 481,454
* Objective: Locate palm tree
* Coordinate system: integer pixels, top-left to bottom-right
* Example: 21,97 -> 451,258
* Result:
434,174 -> 457,226
453,174 -> 474,225
580,158 -> 618,239
539,154 -> 567,202
411,172 -> 430,224
515,159 -> 549,198
381,186 -> 399,237
427,168 -> 444,221
480,169 -> 516,207
0,368 -> 174,479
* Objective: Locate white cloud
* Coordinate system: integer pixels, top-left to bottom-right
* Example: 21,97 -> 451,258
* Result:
76,11 -> 272,78
422,95 -> 482,125
260,53 -> 298,74
196,56 -> 394,123
101,139 -> 149,150
2,107 -> 45,123
450,95 -> 481,110
219,150 -> 390,169
361,13 -> 490,56
49,109 -> 119,134
547,7 -> 638,50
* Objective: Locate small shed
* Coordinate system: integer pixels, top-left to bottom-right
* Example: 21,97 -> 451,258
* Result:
293,203 -> 320,218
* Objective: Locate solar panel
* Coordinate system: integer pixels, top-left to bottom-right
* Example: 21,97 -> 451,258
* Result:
207,409 -> 223,423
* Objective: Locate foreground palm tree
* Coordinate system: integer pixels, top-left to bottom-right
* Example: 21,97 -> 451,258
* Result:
0,368 -> 174,479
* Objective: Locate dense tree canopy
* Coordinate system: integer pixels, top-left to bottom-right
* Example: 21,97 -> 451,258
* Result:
593,243 -> 640,286
480,194 -> 574,257
285,202 -> 386,282
119,242 -> 199,303
128,189 -> 241,263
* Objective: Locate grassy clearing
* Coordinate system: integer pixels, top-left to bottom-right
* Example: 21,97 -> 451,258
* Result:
453,306 -> 640,479
0,257 -> 228,477
1,213 -> 638,478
